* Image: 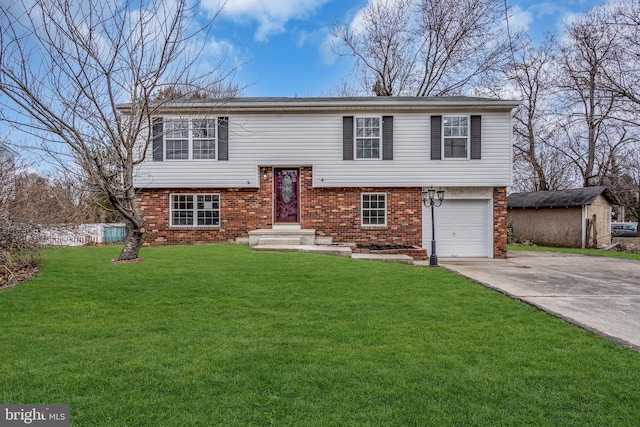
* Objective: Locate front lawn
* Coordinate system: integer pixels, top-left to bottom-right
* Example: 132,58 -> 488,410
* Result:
1,245 -> 639,426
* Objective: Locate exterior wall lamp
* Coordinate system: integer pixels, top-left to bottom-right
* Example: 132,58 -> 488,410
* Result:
421,186 -> 445,266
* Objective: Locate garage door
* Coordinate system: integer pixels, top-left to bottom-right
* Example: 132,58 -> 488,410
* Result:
423,199 -> 491,257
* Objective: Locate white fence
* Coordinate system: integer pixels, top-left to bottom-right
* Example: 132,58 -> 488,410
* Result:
38,223 -> 126,246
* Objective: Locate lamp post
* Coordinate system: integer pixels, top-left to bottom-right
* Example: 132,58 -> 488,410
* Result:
421,186 -> 445,266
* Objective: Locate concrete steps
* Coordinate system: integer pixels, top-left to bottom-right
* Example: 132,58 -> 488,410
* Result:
248,228 -> 319,246
258,237 -> 303,246
252,244 -> 352,257
247,228 -> 413,264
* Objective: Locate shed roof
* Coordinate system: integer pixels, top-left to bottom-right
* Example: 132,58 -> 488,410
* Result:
507,186 -> 618,209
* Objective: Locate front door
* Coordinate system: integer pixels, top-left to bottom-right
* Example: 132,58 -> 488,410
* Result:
274,168 -> 300,223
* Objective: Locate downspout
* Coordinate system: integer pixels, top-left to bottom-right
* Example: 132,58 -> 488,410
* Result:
581,205 -> 587,249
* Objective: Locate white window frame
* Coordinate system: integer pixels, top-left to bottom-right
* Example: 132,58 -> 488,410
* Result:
164,117 -> 218,161
354,116 -> 382,160
361,192 -> 387,227
170,194 -> 221,227
442,115 -> 470,160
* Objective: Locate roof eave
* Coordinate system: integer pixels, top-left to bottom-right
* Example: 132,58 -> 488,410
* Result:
116,97 -> 521,114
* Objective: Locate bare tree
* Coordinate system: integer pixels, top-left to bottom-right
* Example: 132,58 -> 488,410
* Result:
0,0 -> 233,261
154,81 -> 242,101
332,0 -> 513,96
556,6 -> 629,188
0,146 -> 39,282
601,2 -> 640,109
480,34 -> 575,192
507,36 -> 569,191
602,147 -> 640,222
592,2 -> 640,220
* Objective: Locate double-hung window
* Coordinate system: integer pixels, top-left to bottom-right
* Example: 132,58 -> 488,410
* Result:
165,120 -> 190,160
170,194 -> 220,227
443,116 -> 469,159
165,118 -> 217,160
361,193 -> 387,226
355,116 -> 381,159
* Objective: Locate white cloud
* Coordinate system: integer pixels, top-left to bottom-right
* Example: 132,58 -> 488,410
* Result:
347,0 -> 405,35
319,31 -> 339,65
507,6 -> 534,32
208,0 -> 333,42
529,2 -> 564,18
207,38 -> 235,58
348,6 -> 367,35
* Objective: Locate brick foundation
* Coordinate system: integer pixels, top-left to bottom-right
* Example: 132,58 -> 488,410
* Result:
137,167 -> 508,259
138,166 -> 423,248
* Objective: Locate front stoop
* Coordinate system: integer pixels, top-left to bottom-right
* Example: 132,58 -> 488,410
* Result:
248,229 -> 412,264
249,228 -> 349,258
253,244 -> 352,257
248,229 -> 319,246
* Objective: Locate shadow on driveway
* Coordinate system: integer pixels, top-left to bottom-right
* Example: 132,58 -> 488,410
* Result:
440,251 -> 640,351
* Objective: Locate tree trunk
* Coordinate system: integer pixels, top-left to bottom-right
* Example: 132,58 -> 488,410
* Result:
117,222 -> 146,261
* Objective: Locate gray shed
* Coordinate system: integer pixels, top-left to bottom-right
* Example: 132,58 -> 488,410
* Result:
507,186 -> 618,248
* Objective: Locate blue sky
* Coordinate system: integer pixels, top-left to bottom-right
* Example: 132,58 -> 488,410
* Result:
207,0 -> 606,97
1,0 -> 607,172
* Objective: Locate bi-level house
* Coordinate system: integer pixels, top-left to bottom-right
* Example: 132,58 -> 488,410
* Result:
127,97 -> 519,258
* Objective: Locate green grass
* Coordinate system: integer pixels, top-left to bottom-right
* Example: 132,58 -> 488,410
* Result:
1,244 -> 640,426
509,244 -> 640,260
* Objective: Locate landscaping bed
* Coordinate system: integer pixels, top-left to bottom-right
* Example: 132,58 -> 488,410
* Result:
353,243 -> 428,260
0,263 -> 39,289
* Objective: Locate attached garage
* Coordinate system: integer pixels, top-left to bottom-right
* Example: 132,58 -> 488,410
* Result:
423,198 -> 492,258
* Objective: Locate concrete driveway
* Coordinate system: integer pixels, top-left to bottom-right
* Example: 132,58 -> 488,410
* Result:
440,251 -> 640,351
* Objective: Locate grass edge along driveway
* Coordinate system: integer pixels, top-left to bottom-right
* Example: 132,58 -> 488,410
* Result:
1,244 -> 639,426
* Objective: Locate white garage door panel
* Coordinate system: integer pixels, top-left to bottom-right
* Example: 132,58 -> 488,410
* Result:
423,199 -> 490,257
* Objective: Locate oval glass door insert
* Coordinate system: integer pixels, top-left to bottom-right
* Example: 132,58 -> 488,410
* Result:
281,174 -> 293,203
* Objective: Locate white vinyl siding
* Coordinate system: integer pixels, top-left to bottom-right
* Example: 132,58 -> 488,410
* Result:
135,111 -> 513,188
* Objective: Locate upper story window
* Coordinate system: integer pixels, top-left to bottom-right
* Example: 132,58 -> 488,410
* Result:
443,116 -> 469,159
355,116 -> 381,159
165,118 -> 217,160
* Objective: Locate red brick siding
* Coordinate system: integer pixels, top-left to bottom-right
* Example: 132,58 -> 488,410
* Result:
138,187 -> 268,245
493,186 -> 507,258
137,166 -> 507,258
299,167 -> 423,246
138,166 -> 423,247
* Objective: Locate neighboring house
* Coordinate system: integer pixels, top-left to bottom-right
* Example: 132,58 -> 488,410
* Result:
124,97 -> 520,258
507,186 -> 618,248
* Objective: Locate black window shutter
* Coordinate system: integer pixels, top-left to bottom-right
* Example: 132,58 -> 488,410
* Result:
430,115 -> 442,160
152,117 -> 163,161
218,117 -> 229,161
382,116 -> 393,160
343,116 -> 354,160
470,115 -> 481,160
